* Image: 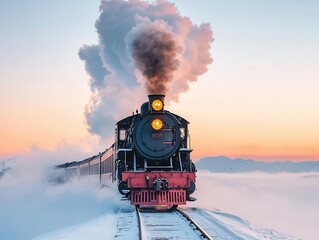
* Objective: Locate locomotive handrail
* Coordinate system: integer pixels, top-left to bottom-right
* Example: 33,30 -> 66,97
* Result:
179,148 -> 193,151
144,166 -> 173,169
117,148 -> 132,153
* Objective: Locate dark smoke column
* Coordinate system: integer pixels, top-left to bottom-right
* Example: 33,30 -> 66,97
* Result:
131,21 -> 181,95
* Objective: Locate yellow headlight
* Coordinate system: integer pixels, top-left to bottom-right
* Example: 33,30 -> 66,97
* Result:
151,119 -> 163,130
151,99 -> 163,111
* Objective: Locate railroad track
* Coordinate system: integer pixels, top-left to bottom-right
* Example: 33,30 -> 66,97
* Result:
136,207 -> 212,240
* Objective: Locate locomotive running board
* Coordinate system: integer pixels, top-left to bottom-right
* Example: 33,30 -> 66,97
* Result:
122,171 -> 196,188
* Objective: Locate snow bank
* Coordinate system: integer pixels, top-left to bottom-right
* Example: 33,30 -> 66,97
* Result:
0,148 -> 123,240
189,171 -> 319,240
32,211 -> 118,240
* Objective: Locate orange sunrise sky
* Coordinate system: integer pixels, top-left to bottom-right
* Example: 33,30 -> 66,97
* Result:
1,0 -> 319,162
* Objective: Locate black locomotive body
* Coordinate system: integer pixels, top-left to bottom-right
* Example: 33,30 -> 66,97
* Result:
59,94 -> 196,206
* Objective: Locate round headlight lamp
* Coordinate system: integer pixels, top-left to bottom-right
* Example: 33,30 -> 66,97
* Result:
151,119 -> 163,131
151,99 -> 163,111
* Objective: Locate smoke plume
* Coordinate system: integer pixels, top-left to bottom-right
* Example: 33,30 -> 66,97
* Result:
131,19 -> 181,94
79,0 -> 213,139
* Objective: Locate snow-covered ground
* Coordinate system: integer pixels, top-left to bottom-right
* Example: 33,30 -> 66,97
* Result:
182,208 -> 298,240
188,171 -> 319,240
1,160 -> 318,240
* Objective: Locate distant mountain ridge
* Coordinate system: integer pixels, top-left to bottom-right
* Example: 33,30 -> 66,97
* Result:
0,159 -> 13,178
196,156 -> 319,173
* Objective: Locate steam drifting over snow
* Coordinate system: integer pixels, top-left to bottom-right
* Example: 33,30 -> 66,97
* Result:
0,148 -> 121,240
1,153 -> 317,240
190,171 -> 319,240
79,0 -> 213,139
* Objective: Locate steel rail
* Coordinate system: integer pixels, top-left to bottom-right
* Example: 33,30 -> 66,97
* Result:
135,206 -> 212,240
135,207 -> 143,240
176,208 -> 213,240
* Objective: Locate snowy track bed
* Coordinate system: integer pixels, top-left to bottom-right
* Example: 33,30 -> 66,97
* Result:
115,206 -> 139,239
32,205 -> 300,240
181,208 -> 299,240
137,207 -> 208,240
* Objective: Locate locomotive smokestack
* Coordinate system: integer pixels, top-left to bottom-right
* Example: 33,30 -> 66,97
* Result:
141,94 -> 165,115
148,94 -> 165,113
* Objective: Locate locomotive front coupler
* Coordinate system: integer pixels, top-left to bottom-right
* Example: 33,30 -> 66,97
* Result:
153,177 -> 169,192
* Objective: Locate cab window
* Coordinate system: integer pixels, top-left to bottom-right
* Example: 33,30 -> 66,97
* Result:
119,129 -> 126,141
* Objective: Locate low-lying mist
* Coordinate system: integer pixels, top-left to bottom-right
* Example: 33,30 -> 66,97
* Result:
0,148 -> 123,240
2,149 -> 318,240
190,171 -> 319,240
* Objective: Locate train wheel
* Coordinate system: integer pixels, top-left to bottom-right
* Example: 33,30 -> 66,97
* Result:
172,205 -> 178,209
118,181 -> 129,195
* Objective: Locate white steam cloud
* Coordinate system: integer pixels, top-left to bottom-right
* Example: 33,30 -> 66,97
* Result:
79,0 -> 213,138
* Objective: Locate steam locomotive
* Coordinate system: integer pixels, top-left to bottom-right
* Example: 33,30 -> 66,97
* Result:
58,94 -> 196,206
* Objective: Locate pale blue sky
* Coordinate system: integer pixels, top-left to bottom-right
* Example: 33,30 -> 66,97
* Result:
1,0 -> 319,160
